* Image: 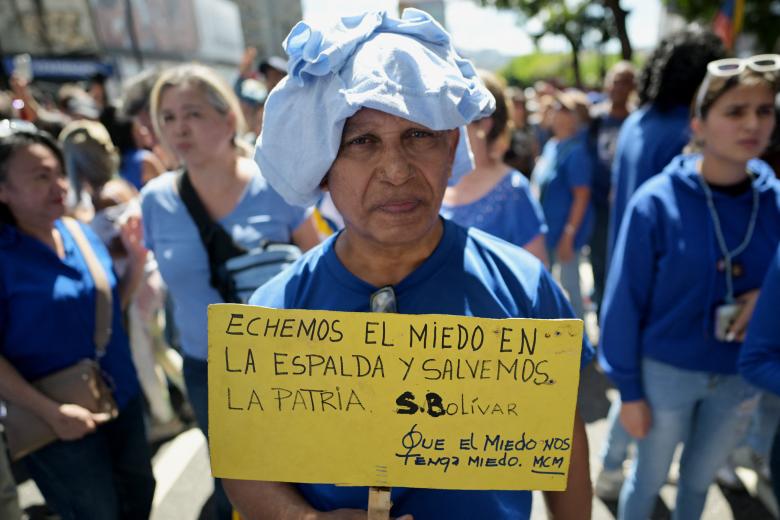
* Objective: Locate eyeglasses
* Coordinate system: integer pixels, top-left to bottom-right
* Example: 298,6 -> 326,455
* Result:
0,119 -> 40,139
707,54 -> 780,77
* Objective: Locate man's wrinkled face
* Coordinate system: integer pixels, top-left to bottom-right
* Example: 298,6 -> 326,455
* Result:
323,108 -> 459,248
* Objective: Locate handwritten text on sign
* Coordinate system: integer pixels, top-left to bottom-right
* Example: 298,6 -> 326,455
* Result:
207,305 -> 583,491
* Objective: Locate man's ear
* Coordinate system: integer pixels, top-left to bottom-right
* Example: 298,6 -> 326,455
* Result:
448,127 -> 460,162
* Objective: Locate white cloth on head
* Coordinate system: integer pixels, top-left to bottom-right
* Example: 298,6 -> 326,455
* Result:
255,8 -> 496,207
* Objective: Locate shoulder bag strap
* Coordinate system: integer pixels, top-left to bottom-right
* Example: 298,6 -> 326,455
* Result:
61,217 -> 112,355
177,171 -> 246,301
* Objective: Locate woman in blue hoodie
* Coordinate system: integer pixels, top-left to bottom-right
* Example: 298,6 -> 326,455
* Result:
599,55 -> 780,520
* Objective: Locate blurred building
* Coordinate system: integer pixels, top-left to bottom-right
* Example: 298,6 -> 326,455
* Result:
0,0 -> 244,85
234,0 -> 303,59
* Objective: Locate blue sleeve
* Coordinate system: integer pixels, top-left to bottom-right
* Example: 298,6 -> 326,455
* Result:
599,194 -> 658,401
534,267 -> 595,369
739,247 -> 780,395
563,144 -> 593,189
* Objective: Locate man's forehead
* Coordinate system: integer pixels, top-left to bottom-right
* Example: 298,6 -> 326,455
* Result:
343,108 -> 432,133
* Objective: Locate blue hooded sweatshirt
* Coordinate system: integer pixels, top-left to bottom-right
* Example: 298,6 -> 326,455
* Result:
599,154 -> 780,402
739,244 -> 780,395
607,105 -> 690,258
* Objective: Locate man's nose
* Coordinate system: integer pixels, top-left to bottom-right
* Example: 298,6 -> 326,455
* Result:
376,145 -> 414,185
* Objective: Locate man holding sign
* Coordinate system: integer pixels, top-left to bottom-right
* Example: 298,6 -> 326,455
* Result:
220,9 -> 594,520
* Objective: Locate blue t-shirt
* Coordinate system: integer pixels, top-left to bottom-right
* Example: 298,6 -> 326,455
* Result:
0,220 -> 139,409
532,133 -> 594,250
141,169 -> 308,360
589,114 -> 627,208
608,104 -> 689,256
599,155 -> 780,402
249,218 -> 594,520
739,244 -> 780,395
440,169 -> 547,248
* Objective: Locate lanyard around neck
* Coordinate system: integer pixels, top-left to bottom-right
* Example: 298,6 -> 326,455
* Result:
697,171 -> 760,303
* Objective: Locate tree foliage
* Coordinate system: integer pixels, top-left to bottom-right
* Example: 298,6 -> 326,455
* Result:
483,0 -> 633,87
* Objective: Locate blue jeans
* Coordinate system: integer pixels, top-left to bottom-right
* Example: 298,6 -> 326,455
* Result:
745,391 -> 780,458
183,356 -> 233,520
24,395 -> 155,520
550,250 -> 584,319
600,396 -> 632,472
618,359 -> 759,520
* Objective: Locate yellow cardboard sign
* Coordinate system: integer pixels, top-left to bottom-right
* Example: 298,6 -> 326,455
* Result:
208,304 -> 583,491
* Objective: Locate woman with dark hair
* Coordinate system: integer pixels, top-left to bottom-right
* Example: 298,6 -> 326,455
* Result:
0,120 -> 155,519
441,71 -> 548,265
600,55 -> 780,519
609,27 -> 725,254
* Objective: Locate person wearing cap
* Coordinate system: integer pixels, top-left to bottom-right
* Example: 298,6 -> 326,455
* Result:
223,9 -> 594,520
531,89 -> 594,320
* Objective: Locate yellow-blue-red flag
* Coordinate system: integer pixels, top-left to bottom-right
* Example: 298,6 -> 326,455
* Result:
713,0 -> 745,50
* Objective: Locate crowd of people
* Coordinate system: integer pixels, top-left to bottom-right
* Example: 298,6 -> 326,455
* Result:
0,7 -> 779,520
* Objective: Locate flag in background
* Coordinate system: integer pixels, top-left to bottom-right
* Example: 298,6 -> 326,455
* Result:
713,0 -> 745,50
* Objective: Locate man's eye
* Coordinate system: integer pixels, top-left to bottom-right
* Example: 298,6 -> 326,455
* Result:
347,136 -> 371,146
162,114 -> 175,123
409,129 -> 433,138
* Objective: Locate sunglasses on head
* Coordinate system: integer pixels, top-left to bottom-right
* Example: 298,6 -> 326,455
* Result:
707,54 -> 780,77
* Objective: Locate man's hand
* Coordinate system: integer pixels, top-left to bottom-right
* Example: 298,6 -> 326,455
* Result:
620,399 -> 652,439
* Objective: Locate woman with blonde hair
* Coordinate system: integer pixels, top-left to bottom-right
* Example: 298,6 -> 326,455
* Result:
140,63 -> 320,519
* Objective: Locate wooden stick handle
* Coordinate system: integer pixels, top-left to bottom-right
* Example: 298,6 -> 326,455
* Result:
367,486 -> 392,520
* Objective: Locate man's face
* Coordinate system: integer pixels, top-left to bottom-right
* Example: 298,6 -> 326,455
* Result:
608,70 -> 635,106
324,108 -> 459,249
